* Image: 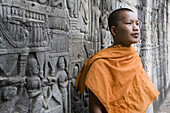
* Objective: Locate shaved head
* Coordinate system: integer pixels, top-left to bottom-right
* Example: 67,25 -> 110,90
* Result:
108,8 -> 134,31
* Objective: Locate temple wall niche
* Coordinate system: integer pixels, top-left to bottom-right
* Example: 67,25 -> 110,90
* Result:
0,0 -> 169,113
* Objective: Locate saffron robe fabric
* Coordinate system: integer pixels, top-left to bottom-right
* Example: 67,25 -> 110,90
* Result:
75,44 -> 160,113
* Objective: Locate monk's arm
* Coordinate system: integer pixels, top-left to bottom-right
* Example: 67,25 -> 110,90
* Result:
89,90 -> 107,113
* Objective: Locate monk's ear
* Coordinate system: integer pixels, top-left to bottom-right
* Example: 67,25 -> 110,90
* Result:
111,26 -> 117,37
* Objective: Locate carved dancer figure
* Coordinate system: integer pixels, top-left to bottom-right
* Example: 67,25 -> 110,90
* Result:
79,0 -> 89,33
92,0 -> 101,52
57,57 -> 68,113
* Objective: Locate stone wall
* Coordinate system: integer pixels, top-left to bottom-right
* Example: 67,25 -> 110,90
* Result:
137,0 -> 169,112
0,0 -> 169,113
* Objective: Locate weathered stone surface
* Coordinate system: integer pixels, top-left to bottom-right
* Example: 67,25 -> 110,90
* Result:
0,0 -> 169,113
158,89 -> 170,113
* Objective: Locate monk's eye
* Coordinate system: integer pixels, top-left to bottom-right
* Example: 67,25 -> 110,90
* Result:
136,22 -> 139,25
126,22 -> 131,24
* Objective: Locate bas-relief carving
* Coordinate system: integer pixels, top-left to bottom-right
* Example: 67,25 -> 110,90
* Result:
21,54 -> 69,113
0,85 -> 23,113
68,0 -> 89,41
0,20 -> 29,48
70,64 -> 89,113
70,38 -> 84,60
67,0 -> 79,18
27,0 -> 64,8
68,0 -> 103,112
83,41 -> 94,60
51,30 -> 69,53
68,0 -> 107,112
48,16 -> 69,32
57,57 -> 68,113
0,1 -> 51,78
45,55 -> 69,113
0,0 -> 70,113
68,1 -> 92,109
0,54 -> 18,76
79,0 -> 89,34
92,0 -> 101,53
0,76 -> 24,113
103,0 -> 111,11
101,12 -> 112,49
25,57 -> 46,113
69,38 -> 85,113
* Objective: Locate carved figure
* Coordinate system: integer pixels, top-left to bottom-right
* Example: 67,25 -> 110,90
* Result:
25,57 -> 47,113
71,65 -> 89,112
45,57 -> 63,112
67,0 -> 74,17
67,0 -> 79,18
71,65 -> 82,112
71,64 -> 89,113
92,0 -> 101,52
57,56 -> 68,113
71,65 -> 79,102
101,13 -> 112,49
79,0 -> 89,33
93,0 -> 101,35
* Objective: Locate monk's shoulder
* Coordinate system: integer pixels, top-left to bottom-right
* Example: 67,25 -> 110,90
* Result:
91,48 -> 112,59
85,47 -> 114,67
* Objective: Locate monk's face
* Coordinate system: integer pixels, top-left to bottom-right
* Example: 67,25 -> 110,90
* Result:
111,11 -> 140,46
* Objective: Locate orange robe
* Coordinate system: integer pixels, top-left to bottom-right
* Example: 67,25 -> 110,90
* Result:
75,44 -> 159,113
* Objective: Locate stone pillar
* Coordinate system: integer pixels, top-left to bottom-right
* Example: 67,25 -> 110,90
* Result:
142,7 -> 154,113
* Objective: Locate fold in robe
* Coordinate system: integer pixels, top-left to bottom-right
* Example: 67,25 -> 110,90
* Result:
75,44 -> 159,113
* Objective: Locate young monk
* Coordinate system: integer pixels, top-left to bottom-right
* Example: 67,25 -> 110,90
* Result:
75,8 -> 160,113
